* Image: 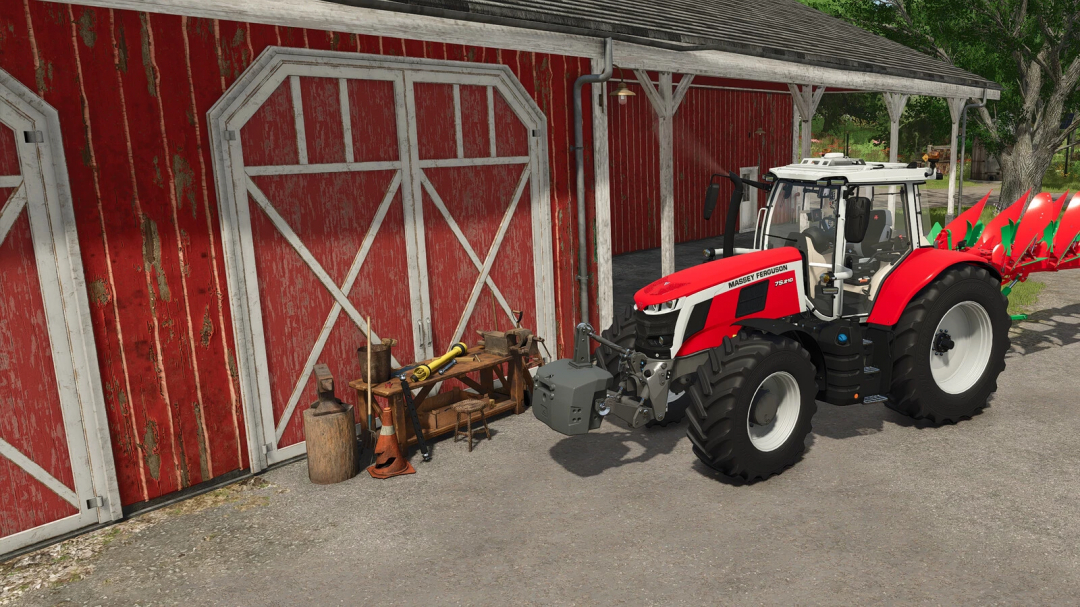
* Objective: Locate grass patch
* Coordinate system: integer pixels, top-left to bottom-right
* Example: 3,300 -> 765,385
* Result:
1039,173 -> 1080,193
1007,279 -> 1045,315
924,205 -> 996,232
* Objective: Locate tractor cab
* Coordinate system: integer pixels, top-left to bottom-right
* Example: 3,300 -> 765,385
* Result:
753,155 -> 935,319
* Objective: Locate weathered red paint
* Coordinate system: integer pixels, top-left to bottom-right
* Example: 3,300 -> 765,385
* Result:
0,190 -> 80,537
609,78 -> 792,255
0,125 -> 17,175
0,1 -> 775,511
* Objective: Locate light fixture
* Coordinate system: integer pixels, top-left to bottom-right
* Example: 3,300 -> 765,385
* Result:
609,65 -> 636,106
611,81 -> 636,106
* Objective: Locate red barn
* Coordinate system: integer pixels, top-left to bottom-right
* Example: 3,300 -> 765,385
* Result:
0,0 -> 999,556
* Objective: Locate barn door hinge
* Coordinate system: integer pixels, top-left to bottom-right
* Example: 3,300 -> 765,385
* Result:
262,442 -> 274,454
223,130 -> 237,141
86,495 -> 105,510
531,129 -> 541,138
23,131 -> 44,144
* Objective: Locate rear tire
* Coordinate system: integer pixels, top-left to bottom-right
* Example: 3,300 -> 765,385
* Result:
595,308 -> 688,426
887,264 -> 1010,423
686,331 -> 817,481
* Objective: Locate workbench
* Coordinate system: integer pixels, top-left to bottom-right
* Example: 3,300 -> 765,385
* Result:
349,347 -> 531,450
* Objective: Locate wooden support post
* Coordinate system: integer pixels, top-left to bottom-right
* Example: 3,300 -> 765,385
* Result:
883,92 -> 910,215
658,72 -> 674,277
792,103 -> 802,164
788,84 -> 826,161
636,70 -> 695,277
883,92 -> 910,163
946,97 -> 967,222
592,58 -> 613,330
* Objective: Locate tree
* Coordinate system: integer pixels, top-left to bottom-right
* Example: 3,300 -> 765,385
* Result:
801,0 -> 1080,207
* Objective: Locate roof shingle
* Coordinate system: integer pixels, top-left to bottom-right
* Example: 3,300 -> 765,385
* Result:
366,0 -> 1000,90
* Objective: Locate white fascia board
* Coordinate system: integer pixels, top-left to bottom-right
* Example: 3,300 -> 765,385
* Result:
50,0 -> 999,100
612,42 -> 1000,101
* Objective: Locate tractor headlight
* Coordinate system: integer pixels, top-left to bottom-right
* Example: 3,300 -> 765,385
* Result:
644,298 -> 683,313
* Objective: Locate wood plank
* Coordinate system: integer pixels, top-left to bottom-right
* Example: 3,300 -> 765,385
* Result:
339,79 -> 355,163
591,61 -> 613,331
402,398 -> 519,447
453,84 -> 464,159
349,350 -> 512,395
289,75 -> 308,164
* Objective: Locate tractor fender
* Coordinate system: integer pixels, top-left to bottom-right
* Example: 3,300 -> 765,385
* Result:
733,318 -> 827,392
866,248 -> 1001,327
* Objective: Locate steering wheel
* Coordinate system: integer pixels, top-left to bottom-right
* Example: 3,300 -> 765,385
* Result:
819,216 -> 837,232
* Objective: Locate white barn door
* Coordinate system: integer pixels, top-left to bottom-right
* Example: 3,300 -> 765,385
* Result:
210,49 -> 553,470
0,72 -> 120,557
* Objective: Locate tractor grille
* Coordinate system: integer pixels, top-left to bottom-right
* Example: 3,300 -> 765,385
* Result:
634,308 -> 679,359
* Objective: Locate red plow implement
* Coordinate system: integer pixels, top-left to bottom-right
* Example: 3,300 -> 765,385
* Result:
931,190 -> 1080,290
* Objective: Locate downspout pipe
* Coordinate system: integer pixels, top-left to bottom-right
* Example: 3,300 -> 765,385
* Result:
573,38 -> 613,324
957,91 -> 988,210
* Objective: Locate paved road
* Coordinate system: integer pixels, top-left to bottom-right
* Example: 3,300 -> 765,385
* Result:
11,272 -> 1080,606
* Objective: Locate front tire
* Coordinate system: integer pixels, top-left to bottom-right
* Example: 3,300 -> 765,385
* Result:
595,308 -> 689,426
686,331 -> 818,481
887,265 -> 1010,424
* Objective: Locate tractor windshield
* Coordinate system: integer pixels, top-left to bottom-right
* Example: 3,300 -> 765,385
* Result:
763,181 -> 841,251
763,181 -> 841,311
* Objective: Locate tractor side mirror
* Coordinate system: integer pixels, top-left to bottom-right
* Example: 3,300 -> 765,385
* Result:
844,196 -> 872,243
704,181 -> 720,220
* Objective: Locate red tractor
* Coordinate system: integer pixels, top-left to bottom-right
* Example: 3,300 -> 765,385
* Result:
533,154 -> 1080,481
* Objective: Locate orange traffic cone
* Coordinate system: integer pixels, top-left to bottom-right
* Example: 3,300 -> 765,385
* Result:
367,404 -> 416,479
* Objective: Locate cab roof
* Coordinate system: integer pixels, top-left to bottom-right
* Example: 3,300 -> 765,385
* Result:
767,156 -> 934,185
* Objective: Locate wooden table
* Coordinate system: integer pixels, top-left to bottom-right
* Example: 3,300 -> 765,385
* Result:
349,347 -> 530,450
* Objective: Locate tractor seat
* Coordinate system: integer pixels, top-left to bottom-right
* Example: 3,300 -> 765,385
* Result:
859,209 -> 891,256
798,226 -> 833,299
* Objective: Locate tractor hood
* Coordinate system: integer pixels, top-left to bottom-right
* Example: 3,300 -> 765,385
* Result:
634,247 -> 804,308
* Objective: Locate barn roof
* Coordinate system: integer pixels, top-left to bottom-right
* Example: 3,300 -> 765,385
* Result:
345,0 -> 1000,91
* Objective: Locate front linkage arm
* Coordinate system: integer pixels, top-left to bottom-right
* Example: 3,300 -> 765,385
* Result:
570,322 -> 697,429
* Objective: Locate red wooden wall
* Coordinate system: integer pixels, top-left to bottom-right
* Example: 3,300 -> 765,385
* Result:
0,1 -> 598,506
609,74 -> 793,256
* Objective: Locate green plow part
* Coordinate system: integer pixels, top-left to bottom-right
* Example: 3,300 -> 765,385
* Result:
1000,219 -> 1018,257
963,220 -> 984,249
928,222 -> 943,243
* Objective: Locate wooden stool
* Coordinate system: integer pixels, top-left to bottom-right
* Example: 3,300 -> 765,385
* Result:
453,399 -> 491,452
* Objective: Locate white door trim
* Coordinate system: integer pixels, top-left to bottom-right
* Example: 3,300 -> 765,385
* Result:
0,70 -> 121,557
739,166 -> 760,233
208,48 -> 554,471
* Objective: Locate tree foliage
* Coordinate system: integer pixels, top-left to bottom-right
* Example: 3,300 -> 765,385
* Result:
815,92 -> 953,159
800,0 -> 1080,204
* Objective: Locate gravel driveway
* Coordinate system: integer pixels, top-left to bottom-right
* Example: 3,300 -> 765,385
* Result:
7,272 -> 1080,606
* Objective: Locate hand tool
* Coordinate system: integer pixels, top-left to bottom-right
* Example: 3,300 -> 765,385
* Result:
411,342 -> 468,381
398,377 -> 433,462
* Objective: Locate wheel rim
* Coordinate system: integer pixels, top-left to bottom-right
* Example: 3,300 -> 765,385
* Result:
930,301 -> 993,394
746,371 -> 801,452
